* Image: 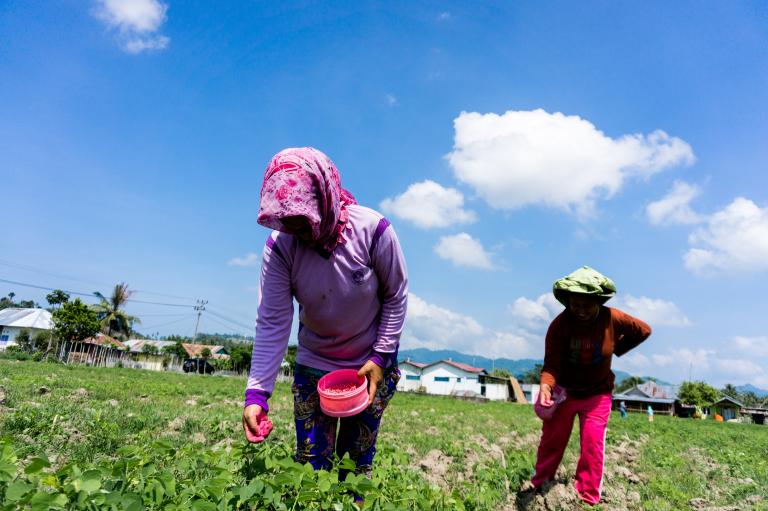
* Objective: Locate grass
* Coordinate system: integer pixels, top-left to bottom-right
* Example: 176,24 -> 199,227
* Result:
0,360 -> 766,510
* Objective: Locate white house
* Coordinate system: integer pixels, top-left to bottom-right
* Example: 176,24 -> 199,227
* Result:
0,308 -> 53,351
399,361 -> 428,392
521,384 -> 541,404
125,339 -> 194,372
397,359 -> 511,401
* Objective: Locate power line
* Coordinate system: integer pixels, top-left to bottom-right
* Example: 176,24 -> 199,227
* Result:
192,300 -> 207,342
0,259 -> 198,302
206,307 -> 254,331
0,258 -> 261,323
0,257 -> 268,329
0,277 -> 196,309
201,305 -> 253,328
139,315 -> 198,331
200,313 -> 252,335
0,259 -> 107,288
131,289 -> 197,302
0,277 -> 94,298
126,299 -> 195,308
1,276 -> 258,330
131,312 -> 193,318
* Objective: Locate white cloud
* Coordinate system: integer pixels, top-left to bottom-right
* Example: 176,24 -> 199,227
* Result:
123,35 -> 169,53
434,233 -> 496,270
651,349 -> 714,371
613,353 -> 651,374
227,252 -> 260,267
650,353 -> 674,366
385,94 -> 398,107
380,180 -> 476,229
405,294 -> 484,347
404,293 -> 536,359
446,109 -> 694,217
507,293 -> 563,328
646,181 -> 703,226
643,349 -> 768,387
684,197 -> 768,274
94,0 -> 167,32
93,0 -> 170,54
484,331 -> 536,360
615,295 -> 692,327
716,358 -> 765,377
437,12 -> 451,21
507,292 -> 689,329
734,336 -> 768,358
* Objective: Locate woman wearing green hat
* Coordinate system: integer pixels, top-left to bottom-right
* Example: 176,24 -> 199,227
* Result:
530,266 -> 652,505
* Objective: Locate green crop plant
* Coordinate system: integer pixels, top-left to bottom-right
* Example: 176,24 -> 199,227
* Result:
1,361 -> 766,510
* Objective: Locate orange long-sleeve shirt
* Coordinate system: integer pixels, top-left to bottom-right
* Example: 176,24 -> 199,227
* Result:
540,307 -> 652,398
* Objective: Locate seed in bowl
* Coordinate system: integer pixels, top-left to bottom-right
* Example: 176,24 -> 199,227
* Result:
325,383 -> 359,394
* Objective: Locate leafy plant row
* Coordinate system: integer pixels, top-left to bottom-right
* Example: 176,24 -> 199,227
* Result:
0,437 -> 516,511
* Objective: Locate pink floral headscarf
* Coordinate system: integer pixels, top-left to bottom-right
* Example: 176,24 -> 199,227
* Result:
257,147 -> 357,253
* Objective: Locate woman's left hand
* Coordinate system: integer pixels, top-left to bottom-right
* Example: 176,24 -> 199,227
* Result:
358,360 -> 383,405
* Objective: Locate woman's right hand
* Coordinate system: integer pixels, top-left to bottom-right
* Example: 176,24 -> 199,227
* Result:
539,384 -> 553,407
243,404 -> 274,443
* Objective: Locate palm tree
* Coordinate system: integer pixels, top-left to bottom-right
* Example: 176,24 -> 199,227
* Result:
46,290 -> 70,309
92,283 -> 140,340
614,376 -> 646,394
721,383 -> 739,399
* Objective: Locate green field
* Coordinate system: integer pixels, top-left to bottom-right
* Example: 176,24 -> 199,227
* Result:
0,361 -> 766,510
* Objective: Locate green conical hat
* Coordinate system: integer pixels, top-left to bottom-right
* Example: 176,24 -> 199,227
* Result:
553,266 -> 616,306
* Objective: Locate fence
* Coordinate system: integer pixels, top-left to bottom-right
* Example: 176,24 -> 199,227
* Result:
54,341 -> 295,382
57,340 -> 132,368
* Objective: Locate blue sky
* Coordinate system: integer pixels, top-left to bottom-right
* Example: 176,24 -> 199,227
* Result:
1,1 -> 767,387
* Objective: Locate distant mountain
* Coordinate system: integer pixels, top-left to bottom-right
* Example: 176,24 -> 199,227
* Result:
735,384 -> 768,398
398,347 -> 640,384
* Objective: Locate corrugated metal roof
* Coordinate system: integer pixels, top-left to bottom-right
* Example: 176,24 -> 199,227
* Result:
713,395 -> 744,407
399,360 -> 428,368
397,359 -> 485,374
124,340 -> 229,359
124,339 -> 178,353
182,343 -> 228,358
438,360 -> 485,373
82,333 -> 126,349
0,308 -> 53,329
636,381 -> 680,400
613,393 -> 676,404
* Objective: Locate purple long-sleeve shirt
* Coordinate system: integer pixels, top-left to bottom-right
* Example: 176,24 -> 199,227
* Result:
245,205 -> 408,412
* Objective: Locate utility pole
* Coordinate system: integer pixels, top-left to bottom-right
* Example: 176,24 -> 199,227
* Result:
193,300 -> 207,343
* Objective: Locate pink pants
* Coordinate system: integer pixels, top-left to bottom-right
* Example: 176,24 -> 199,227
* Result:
531,392 -> 612,505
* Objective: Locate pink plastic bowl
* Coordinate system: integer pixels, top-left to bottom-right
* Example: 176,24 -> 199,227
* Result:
534,386 -> 567,421
317,369 -> 369,417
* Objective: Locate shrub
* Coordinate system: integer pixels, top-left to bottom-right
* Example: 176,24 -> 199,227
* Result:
0,347 -> 30,361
